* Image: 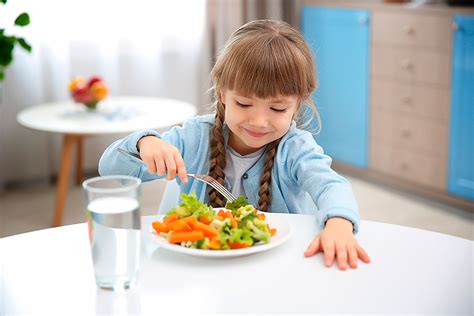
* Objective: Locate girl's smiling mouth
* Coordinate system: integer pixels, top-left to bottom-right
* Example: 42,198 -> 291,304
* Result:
243,128 -> 269,138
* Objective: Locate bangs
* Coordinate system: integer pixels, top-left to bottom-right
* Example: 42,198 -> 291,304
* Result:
216,35 -> 313,100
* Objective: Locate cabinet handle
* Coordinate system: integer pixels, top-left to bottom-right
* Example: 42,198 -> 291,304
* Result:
402,25 -> 414,35
358,16 -> 368,25
401,129 -> 412,139
400,162 -> 410,171
452,22 -> 458,32
401,95 -> 413,105
400,59 -> 413,70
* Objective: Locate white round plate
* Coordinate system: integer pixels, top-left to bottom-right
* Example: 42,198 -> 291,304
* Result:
150,212 -> 292,258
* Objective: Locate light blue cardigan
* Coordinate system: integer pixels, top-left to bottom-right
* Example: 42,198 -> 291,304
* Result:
99,114 -> 360,233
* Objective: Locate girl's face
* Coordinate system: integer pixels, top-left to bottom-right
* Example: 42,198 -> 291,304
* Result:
222,89 -> 299,155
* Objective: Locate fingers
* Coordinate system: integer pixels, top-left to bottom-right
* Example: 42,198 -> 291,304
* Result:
304,235 -> 321,257
335,241 -> 348,270
154,157 -> 166,176
164,154 -> 177,180
142,155 -> 157,174
356,244 -> 371,263
311,238 -> 369,270
142,147 -> 187,183
174,151 -> 188,184
347,245 -> 359,269
322,240 -> 335,267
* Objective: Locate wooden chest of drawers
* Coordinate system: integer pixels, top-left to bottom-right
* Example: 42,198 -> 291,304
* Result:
370,9 -> 453,190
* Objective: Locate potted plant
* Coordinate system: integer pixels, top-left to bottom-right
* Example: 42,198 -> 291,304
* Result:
0,0 -> 32,102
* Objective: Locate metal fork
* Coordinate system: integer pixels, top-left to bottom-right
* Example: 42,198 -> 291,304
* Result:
186,174 -> 236,202
117,148 -> 236,202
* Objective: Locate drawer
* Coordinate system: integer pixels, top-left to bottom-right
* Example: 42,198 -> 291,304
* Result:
371,109 -> 448,156
372,12 -> 452,51
370,142 -> 447,190
372,45 -> 451,86
371,80 -> 450,122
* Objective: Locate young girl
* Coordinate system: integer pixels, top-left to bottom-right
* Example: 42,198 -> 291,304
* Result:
99,20 -> 370,270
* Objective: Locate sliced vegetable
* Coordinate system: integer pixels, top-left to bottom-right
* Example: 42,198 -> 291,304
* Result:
152,221 -> 169,233
192,221 -> 219,238
168,231 -> 205,244
167,219 -> 192,232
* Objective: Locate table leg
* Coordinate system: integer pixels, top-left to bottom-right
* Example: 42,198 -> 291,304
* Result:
76,136 -> 84,186
53,135 -> 77,227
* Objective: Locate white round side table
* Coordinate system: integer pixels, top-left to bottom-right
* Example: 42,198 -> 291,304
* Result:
17,96 -> 197,226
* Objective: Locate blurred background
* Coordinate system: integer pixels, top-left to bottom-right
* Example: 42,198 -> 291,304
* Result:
0,0 -> 473,239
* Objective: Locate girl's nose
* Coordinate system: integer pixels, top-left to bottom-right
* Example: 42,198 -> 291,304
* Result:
248,114 -> 268,128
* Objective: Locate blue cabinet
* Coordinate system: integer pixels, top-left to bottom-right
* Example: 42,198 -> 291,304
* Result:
448,16 -> 474,201
301,7 -> 370,168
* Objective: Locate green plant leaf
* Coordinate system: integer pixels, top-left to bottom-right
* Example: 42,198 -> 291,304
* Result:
0,0 -> 7,5
14,13 -> 30,27
0,70 -> 4,81
0,37 -> 14,66
17,38 -> 32,52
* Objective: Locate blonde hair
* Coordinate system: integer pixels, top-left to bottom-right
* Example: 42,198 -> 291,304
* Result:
208,20 -> 320,211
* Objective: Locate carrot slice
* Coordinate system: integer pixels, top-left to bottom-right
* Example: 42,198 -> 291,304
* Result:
192,221 -> 219,238
152,221 -> 169,233
230,218 -> 238,229
182,216 -> 197,226
257,213 -> 266,220
199,215 -> 213,225
168,231 -> 204,244
217,209 -> 226,217
167,219 -> 192,232
228,241 -> 250,249
164,214 -> 179,225
270,228 -> 277,236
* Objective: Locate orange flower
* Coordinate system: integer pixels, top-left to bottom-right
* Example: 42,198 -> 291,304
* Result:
68,76 -> 86,92
89,81 -> 108,100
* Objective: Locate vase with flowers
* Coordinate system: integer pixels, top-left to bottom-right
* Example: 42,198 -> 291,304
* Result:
68,76 -> 108,111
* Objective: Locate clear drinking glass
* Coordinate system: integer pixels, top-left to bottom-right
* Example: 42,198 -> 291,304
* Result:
82,175 -> 142,291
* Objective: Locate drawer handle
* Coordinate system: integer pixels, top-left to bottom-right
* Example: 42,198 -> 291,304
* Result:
400,162 -> 410,171
401,129 -> 412,139
452,22 -> 458,32
401,95 -> 413,105
400,59 -> 413,70
358,16 -> 369,25
402,25 -> 414,35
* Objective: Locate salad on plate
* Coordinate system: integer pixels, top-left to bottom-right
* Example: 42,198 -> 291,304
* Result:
151,192 -> 277,250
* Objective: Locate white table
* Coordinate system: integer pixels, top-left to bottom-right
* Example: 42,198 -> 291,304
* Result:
16,97 -> 196,226
1,214 -> 472,315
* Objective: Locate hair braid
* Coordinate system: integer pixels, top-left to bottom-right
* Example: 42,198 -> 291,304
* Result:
258,138 -> 281,212
208,100 -> 227,207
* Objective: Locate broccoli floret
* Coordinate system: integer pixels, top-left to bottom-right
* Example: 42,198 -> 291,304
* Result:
233,205 -> 256,221
227,228 -> 254,247
245,218 -> 271,243
225,196 -> 250,211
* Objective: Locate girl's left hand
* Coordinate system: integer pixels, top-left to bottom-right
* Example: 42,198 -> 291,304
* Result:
304,217 -> 370,270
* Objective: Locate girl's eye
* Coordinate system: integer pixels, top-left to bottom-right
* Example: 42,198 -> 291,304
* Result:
236,101 -> 251,108
271,108 -> 287,113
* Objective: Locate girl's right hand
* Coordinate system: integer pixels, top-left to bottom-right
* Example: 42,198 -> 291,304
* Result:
137,136 -> 188,184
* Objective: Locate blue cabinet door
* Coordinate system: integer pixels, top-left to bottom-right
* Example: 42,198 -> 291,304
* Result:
448,16 -> 474,201
301,7 -> 370,168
